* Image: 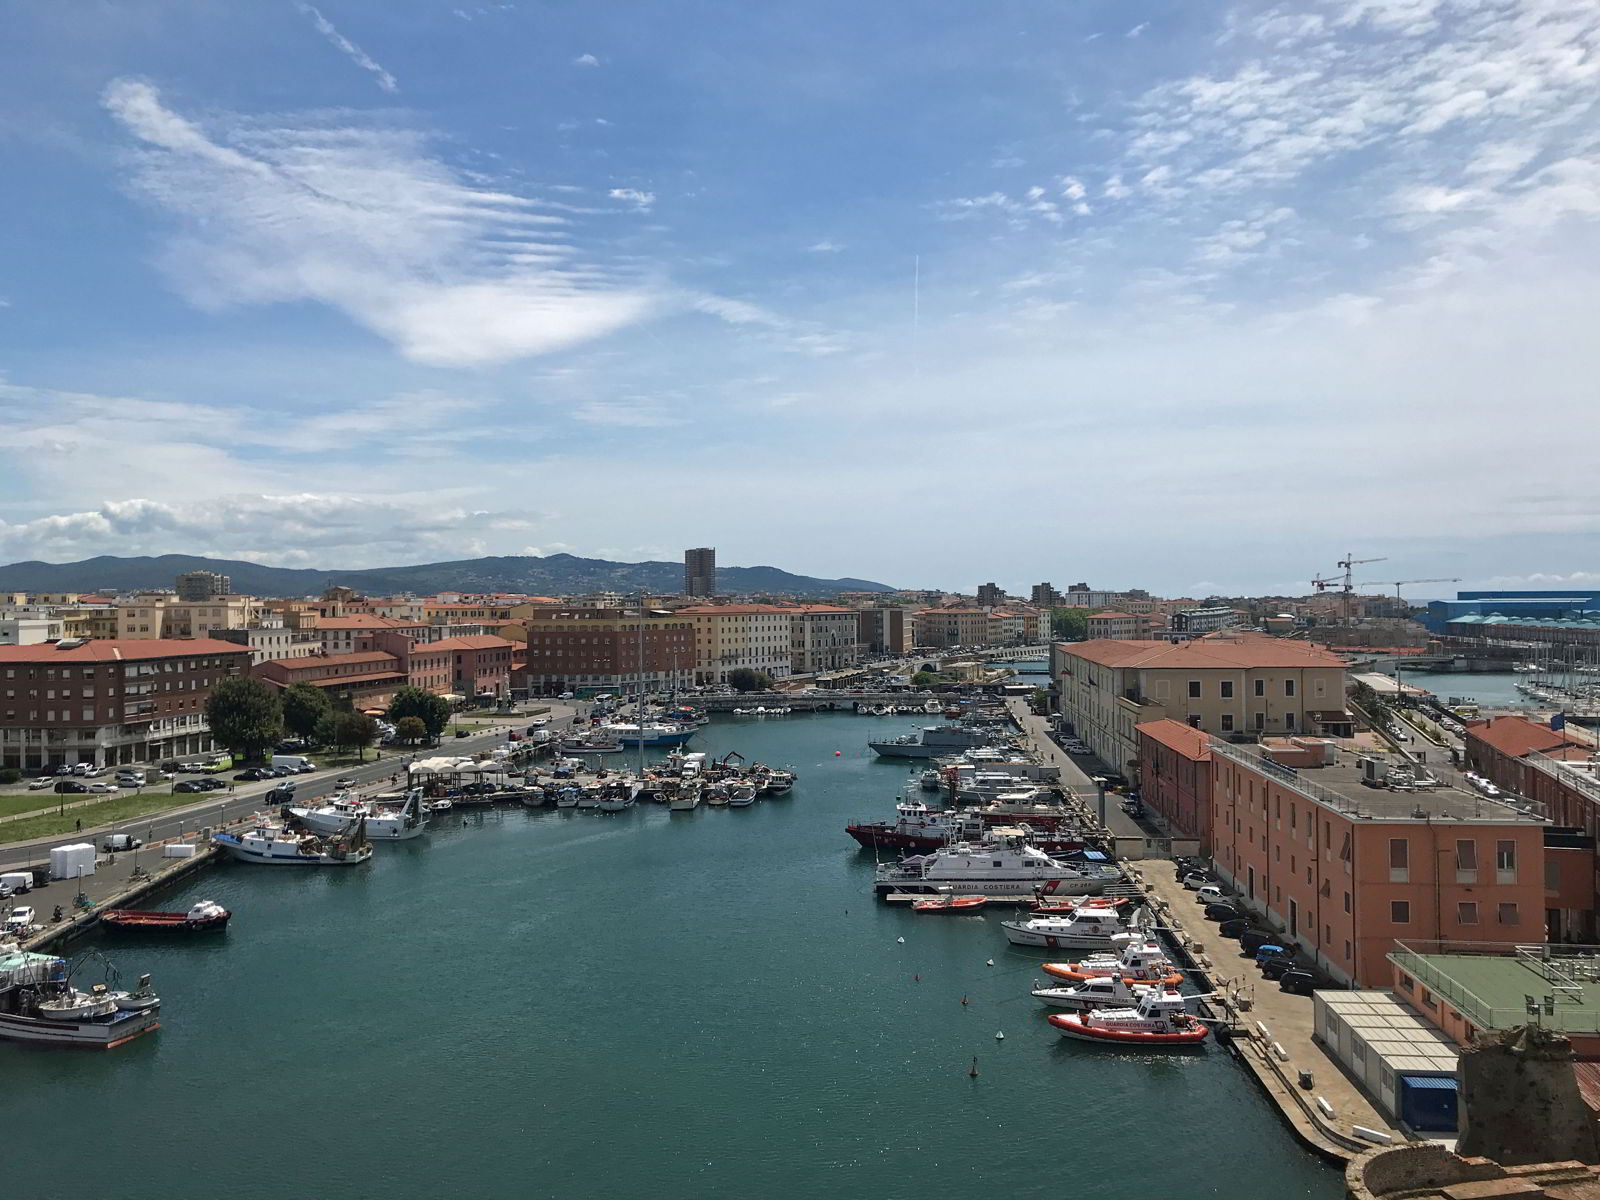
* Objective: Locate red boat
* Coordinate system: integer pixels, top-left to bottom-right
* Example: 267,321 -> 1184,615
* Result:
911,896 -> 988,913
1047,992 -> 1208,1047
1031,896 -> 1130,916
100,900 -> 230,934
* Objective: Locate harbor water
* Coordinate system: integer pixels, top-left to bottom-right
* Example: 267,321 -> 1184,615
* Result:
8,712 -> 1339,1200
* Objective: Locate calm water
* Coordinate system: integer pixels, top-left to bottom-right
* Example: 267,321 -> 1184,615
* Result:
8,713 -> 1338,1200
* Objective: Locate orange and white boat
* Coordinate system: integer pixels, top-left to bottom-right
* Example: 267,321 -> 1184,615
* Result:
1041,937 -> 1184,988
911,895 -> 987,913
1047,991 -> 1208,1047
1030,896 -> 1129,916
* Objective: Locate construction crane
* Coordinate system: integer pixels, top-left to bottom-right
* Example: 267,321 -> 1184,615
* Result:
1316,553 -> 1387,626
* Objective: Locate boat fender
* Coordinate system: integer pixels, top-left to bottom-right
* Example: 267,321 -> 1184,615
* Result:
654,793 -> 666,804
985,959 -> 994,967
896,937 -> 905,944
994,1031 -> 1004,1040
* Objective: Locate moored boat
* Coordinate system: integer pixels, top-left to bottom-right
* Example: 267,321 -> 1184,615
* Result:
911,895 -> 987,913
214,820 -> 372,866
0,947 -> 162,1048
874,829 -> 1120,897
1030,974 -> 1164,1010
1047,991 -> 1209,1047
100,900 -> 230,934
290,788 -> 427,842
1001,908 -> 1131,950
1041,937 -> 1184,987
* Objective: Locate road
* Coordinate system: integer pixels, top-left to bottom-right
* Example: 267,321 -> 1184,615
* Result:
1003,697 -> 1149,840
0,705 -> 583,873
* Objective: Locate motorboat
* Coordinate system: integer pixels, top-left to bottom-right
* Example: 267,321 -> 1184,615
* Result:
575,786 -> 602,810
1030,975 -> 1165,1010
100,900 -> 230,934
1001,908 -> 1132,950
425,799 -> 453,812
214,820 -> 372,866
290,789 -> 427,841
726,783 -> 758,808
519,787 -> 547,808
669,786 -> 701,811
751,767 -> 796,795
705,788 -> 729,807
0,948 -> 161,1047
600,721 -> 696,747
553,787 -> 580,809
1047,990 -> 1209,1047
919,770 -> 942,791
873,829 -> 1120,896
846,802 -> 1083,855
598,787 -> 636,812
911,895 -> 987,913
1030,896 -> 1130,916
1041,938 -> 1184,987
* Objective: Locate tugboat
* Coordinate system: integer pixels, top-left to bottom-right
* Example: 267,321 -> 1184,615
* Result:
0,947 -> 162,1047
1047,990 -> 1209,1047
100,900 -> 230,934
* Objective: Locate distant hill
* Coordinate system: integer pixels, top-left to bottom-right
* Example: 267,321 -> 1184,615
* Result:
0,553 -> 893,600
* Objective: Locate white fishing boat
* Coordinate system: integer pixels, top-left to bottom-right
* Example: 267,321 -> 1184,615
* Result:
290,789 -> 427,841
726,783 -> 758,807
669,786 -> 701,811
213,820 -> 372,866
1001,907 -> 1133,950
554,787 -> 580,809
575,786 -> 602,810
0,947 -> 161,1048
598,788 -> 636,812
873,829 -> 1121,896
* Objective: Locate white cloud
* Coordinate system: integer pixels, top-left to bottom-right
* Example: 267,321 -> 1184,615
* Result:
102,80 -> 658,367
1127,22 -> 1150,38
573,53 -> 599,67
607,187 -> 656,210
807,240 -> 845,253
292,2 -> 399,93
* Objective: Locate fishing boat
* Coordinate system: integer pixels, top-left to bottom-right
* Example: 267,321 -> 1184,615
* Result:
1047,991 -> 1209,1047
1031,975 -> 1165,1010
1001,907 -> 1131,950
705,788 -> 730,807
1041,938 -> 1184,987
751,767 -> 796,795
597,788 -> 636,812
911,895 -> 987,913
553,787 -> 580,809
213,820 -> 372,866
726,783 -> 758,808
519,787 -> 547,808
0,948 -> 162,1048
290,789 -> 426,841
873,829 -> 1120,896
669,786 -> 701,811
99,900 -> 230,934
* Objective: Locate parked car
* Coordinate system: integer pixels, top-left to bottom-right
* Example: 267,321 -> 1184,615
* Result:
1279,969 -> 1324,995
334,778 -> 356,790
1196,884 -> 1226,905
1204,903 -> 1247,923
1180,871 -> 1215,890
103,834 -> 142,852
558,692 -> 575,699
54,765 -> 75,776
199,778 -> 227,791
455,730 -> 471,738
27,777 -> 54,790
53,780 -> 90,794
173,780 -> 209,793
1239,929 -> 1281,955
1261,957 -> 1298,982
234,768 -> 272,782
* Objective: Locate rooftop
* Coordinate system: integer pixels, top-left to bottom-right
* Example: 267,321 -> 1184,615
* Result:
1390,940 -> 1600,1036
1467,714 -> 1580,759
315,614 -> 427,629
264,651 -> 398,671
0,638 -> 250,663
1062,633 -> 1346,670
425,635 -> 517,652
1135,717 -> 1213,760
1212,740 -> 1545,824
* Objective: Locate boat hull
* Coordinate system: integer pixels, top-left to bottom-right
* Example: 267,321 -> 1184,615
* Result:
0,1006 -> 160,1048
1001,923 -> 1125,950
847,825 -> 1082,854
912,897 -> 987,913
99,910 -> 229,934
1041,962 -> 1184,987
214,834 -> 372,866
876,876 -> 1108,897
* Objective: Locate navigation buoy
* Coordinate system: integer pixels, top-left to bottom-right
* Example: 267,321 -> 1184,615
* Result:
985,959 -> 995,967
896,936 -> 905,944
968,1056 -> 979,1078
914,974 -> 920,981
961,995 -> 969,1006
995,1031 -> 1005,1040
835,751 -> 842,757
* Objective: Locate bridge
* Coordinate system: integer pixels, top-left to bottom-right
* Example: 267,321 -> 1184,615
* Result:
955,645 -> 1051,663
690,691 -> 943,712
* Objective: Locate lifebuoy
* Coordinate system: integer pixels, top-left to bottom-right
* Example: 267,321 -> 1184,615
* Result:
654,793 -> 666,803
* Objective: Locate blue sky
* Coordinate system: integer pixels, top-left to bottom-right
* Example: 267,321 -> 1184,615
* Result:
3,0 -> 1599,596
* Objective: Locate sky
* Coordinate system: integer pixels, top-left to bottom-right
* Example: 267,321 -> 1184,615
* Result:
3,0 -> 1599,597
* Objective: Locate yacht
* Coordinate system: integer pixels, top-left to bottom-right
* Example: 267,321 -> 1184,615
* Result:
290,789 -> 427,841
846,802 -> 1083,854
601,721 -> 696,747
873,830 -> 1121,896
1001,908 -> 1131,950
0,947 -> 161,1048
867,725 -> 999,759
214,820 -> 372,866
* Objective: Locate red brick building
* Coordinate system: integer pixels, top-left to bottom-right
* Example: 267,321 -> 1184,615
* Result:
427,635 -> 516,700
0,638 -> 252,770
1135,718 -> 1214,850
513,609 -> 697,695
255,651 -> 409,711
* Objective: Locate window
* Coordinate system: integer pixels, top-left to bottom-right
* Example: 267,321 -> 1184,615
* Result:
1221,714 -> 1234,732
1253,678 -> 1265,697
1343,891 -> 1351,913
1497,902 -> 1520,926
1458,902 -> 1479,924
1389,837 -> 1409,882
1455,839 -> 1478,883
1187,680 -> 1201,699
1253,711 -> 1266,731
1284,679 -> 1296,697
1391,900 -> 1410,923
1496,840 -> 1517,882
1283,712 -> 1296,730
1220,681 -> 1234,699
1421,988 -> 1436,1008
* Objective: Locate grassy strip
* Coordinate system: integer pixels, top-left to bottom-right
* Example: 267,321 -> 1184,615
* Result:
0,790 -> 216,846
0,787 -> 176,821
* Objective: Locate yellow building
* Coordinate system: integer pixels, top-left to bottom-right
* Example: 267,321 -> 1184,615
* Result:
115,597 -> 261,639
677,605 -> 794,684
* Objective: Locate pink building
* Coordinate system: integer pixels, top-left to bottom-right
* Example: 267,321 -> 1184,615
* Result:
426,635 -> 515,699
1207,740 -> 1551,987
1136,718 -> 1213,851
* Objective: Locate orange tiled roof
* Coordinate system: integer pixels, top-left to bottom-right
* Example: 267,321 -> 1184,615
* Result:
1060,637 -> 1345,670
0,638 -> 250,662
426,635 -> 518,652
1135,718 -> 1213,760
315,615 -> 426,629
1465,714 -> 1577,759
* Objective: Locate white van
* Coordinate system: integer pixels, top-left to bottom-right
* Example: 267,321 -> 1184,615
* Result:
270,755 -> 315,773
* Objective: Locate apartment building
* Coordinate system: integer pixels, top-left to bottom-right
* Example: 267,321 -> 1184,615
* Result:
115,597 -> 260,640
510,608 -> 697,696
1085,612 -> 1145,641
315,614 -> 432,655
678,605 -> 793,684
418,635 -> 516,700
0,638 -> 251,770
256,651 -> 410,712
913,608 -> 992,649
213,622 -> 322,665
1054,632 -> 1351,773
1031,583 -> 1063,608
0,617 -> 65,645
1172,606 -> 1240,636
858,607 -> 910,656
175,570 -> 230,601
788,605 -> 860,675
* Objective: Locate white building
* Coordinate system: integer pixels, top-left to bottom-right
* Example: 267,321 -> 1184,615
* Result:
0,617 -> 65,645
678,605 -> 794,684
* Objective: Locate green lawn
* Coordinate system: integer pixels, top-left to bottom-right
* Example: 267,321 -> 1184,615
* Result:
0,787 -> 176,821
0,789 -> 217,846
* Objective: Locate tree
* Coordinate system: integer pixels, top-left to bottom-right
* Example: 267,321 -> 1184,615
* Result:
1049,607 -> 1096,641
205,677 -> 283,763
912,670 -> 946,688
726,668 -> 773,693
387,687 -> 452,740
336,712 -> 379,761
395,716 -> 427,746
281,683 -> 333,740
